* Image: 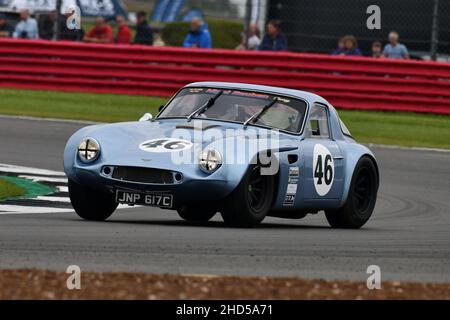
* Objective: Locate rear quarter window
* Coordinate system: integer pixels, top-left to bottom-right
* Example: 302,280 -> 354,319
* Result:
339,119 -> 352,137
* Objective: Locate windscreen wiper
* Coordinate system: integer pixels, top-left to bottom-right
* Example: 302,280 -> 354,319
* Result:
187,90 -> 224,122
243,97 -> 278,129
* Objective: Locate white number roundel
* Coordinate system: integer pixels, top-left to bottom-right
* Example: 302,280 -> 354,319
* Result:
139,138 -> 193,153
313,144 -> 334,196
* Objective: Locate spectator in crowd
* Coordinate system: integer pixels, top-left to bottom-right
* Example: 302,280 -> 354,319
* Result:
134,11 -> 153,45
59,9 -> 84,41
236,23 -> 260,50
247,23 -> 261,50
236,32 -> 247,50
0,13 -> 14,38
383,31 -> 410,59
115,15 -> 131,44
13,9 -> 38,39
259,20 -> 287,51
183,17 -> 212,49
84,17 -> 113,43
153,32 -> 166,47
371,41 -> 383,58
339,35 -> 361,56
331,37 -> 344,55
39,10 -> 57,40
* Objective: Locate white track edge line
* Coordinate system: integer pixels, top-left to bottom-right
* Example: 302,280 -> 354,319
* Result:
0,114 -> 101,125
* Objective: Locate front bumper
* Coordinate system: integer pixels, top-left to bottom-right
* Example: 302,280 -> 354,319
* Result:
71,165 -> 232,207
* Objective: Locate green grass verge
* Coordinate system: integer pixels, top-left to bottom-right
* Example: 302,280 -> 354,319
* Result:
0,177 -> 26,201
338,110 -> 450,149
0,88 -> 165,123
0,88 -> 449,149
0,176 -> 56,202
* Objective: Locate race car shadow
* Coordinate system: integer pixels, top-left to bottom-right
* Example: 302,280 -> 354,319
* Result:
106,218 -> 333,230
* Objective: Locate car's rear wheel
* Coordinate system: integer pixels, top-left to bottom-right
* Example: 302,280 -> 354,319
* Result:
68,179 -> 118,221
325,157 -> 378,229
221,165 -> 275,227
177,206 -> 216,223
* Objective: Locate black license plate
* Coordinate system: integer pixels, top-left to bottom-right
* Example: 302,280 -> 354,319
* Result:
116,190 -> 173,208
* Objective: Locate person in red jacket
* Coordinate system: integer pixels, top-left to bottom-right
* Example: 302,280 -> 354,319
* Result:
84,17 -> 113,43
115,15 -> 131,44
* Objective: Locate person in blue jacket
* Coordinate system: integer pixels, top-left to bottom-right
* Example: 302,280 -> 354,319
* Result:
259,20 -> 288,51
183,18 -> 212,49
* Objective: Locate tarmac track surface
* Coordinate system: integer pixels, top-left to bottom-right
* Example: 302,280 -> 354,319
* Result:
0,117 -> 449,283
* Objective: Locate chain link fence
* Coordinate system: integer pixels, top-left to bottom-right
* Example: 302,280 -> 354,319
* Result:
162,0 -> 450,59
267,0 -> 450,60
4,0 -> 448,59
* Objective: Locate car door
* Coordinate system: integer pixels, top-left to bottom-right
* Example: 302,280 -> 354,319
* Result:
300,103 -> 344,200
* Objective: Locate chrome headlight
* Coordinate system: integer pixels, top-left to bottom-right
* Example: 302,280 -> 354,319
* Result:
77,138 -> 100,163
199,149 -> 222,173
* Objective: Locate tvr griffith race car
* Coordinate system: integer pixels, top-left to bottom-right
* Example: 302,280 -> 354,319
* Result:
64,82 -> 379,228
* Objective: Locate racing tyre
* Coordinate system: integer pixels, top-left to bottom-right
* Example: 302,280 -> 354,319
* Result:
68,179 -> 118,221
177,206 -> 217,223
221,165 -> 275,228
325,157 -> 378,229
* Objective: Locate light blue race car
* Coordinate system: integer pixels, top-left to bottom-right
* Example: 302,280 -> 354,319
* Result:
64,82 -> 379,228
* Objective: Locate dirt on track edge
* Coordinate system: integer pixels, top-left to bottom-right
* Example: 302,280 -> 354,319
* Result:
0,269 -> 449,300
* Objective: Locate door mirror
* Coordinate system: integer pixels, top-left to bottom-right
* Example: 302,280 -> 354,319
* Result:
139,113 -> 153,122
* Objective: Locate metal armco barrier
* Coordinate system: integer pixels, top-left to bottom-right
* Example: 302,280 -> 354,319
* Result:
1,38 -> 450,114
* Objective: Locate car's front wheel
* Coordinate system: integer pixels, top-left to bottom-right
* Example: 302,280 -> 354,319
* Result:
325,156 -> 378,229
68,179 -> 118,221
221,165 -> 275,227
177,206 -> 216,223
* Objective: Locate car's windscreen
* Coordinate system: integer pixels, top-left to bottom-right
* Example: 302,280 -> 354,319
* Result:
158,88 -> 308,133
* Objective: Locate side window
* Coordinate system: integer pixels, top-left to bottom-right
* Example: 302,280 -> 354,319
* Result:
339,119 -> 352,137
305,104 -> 330,138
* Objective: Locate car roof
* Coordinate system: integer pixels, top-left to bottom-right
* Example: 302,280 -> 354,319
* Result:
184,81 -> 330,105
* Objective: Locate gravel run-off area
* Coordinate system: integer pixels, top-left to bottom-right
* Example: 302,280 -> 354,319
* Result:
1,269 -> 449,300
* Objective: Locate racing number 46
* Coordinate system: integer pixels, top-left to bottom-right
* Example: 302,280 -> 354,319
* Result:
143,139 -> 188,150
314,154 -> 333,185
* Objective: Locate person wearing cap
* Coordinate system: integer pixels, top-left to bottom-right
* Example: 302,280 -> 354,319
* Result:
383,31 -> 410,59
183,17 -> 212,49
0,13 -> 14,38
13,9 -> 39,39
134,11 -> 153,45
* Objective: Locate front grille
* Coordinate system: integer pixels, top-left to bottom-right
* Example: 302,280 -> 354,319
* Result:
112,166 -> 176,184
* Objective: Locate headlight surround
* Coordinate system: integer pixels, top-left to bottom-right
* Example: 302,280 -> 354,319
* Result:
77,138 -> 100,163
199,149 -> 222,173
